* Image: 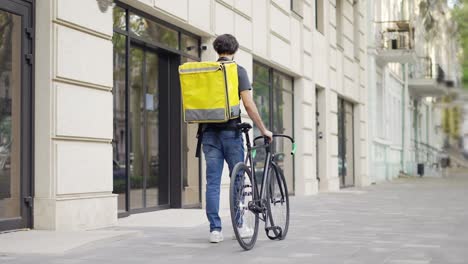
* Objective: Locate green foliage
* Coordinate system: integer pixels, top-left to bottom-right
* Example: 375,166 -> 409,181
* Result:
453,0 -> 468,89
0,116 -> 11,141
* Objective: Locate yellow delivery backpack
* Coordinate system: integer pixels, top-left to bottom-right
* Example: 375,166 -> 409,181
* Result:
179,61 -> 240,123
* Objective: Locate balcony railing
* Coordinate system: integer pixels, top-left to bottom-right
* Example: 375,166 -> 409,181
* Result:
374,20 -> 417,64
409,57 -> 445,81
408,57 -> 447,97
412,140 -> 443,169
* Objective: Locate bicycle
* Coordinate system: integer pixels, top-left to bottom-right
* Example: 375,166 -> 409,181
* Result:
230,122 -> 296,250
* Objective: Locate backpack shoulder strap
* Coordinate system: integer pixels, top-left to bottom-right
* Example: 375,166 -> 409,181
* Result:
195,124 -> 203,158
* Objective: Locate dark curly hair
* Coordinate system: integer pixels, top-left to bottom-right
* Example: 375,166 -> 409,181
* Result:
213,34 -> 239,55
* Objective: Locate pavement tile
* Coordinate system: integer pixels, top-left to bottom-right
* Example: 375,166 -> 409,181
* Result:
2,171 -> 468,263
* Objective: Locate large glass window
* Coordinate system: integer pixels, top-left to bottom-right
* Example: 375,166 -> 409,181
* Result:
0,11 -> 21,219
112,32 -> 127,213
129,12 -> 178,50
112,6 -> 201,213
252,62 -> 295,193
338,99 -> 354,188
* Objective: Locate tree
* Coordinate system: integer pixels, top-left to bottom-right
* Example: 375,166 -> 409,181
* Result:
452,0 -> 468,89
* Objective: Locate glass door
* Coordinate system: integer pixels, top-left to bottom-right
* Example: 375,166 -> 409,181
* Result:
344,101 -> 355,186
128,44 -> 169,211
338,98 -> 355,188
113,4 -> 202,214
0,0 -> 33,231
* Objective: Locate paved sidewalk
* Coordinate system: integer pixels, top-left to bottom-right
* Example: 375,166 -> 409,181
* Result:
1,171 -> 468,264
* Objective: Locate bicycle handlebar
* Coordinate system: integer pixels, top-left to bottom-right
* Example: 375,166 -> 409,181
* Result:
253,135 -> 296,155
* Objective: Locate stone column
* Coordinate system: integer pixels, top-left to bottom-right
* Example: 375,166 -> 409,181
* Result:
34,0 -> 116,231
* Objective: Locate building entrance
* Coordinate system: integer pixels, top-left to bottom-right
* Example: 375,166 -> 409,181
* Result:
0,0 -> 34,231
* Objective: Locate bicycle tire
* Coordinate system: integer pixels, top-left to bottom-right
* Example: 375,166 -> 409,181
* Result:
265,162 -> 290,240
230,162 -> 259,250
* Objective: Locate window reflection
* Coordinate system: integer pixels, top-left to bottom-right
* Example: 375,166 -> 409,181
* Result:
130,12 -> 178,50
113,6 -> 126,31
112,33 -> 127,213
252,62 -> 294,193
253,63 -> 269,83
253,81 -> 270,138
181,34 -> 199,58
129,46 -> 145,210
0,11 -> 21,219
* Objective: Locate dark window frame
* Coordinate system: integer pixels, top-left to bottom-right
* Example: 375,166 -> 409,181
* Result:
0,0 -> 34,232
252,61 -> 295,194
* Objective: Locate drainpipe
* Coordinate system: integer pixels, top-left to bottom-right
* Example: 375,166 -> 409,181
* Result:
414,99 -> 419,164
427,104 -> 430,161
401,64 -> 406,172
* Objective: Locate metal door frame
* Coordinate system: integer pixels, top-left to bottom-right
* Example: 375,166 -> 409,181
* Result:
0,0 -> 34,232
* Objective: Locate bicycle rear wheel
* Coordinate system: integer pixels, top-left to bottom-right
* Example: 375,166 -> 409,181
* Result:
230,162 -> 259,250
266,162 -> 290,240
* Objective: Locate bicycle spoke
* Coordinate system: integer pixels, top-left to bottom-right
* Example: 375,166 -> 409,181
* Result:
230,162 -> 259,250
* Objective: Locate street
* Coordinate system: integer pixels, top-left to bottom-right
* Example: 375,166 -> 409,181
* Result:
2,170 -> 468,264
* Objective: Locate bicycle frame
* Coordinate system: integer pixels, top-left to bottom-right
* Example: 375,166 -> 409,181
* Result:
240,130 -> 295,222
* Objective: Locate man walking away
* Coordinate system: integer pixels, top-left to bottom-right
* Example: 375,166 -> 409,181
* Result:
202,34 -> 273,243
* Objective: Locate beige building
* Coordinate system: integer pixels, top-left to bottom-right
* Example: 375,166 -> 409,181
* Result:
0,0 -> 370,231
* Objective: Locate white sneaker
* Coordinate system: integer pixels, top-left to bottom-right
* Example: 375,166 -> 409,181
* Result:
209,231 -> 224,243
232,226 -> 254,239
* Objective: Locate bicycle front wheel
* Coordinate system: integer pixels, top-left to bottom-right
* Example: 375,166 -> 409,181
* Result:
230,162 -> 259,250
266,162 -> 290,240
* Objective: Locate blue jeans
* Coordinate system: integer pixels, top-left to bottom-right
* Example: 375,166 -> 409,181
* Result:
202,129 -> 244,232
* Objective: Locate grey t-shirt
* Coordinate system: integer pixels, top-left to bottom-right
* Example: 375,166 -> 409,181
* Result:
236,64 -> 252,95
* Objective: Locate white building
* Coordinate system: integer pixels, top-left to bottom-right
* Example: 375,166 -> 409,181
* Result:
366,0 -> 462,182
0,0 -> 374,232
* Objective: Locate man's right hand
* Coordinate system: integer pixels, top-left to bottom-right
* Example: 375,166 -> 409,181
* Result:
263,130 -> 273,143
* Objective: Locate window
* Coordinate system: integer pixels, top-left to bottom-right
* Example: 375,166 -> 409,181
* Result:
112,31 -> 127,213
338,99 -> 355,187
252,62 -> 295,194
315,0 -> 324,34
291,0 -> 303,17
336,0 -> 343,48
130,12 -> 179,50
113,7 -> 201,60
353,1 -> 360,59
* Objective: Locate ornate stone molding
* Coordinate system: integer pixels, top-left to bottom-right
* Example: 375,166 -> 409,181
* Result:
96,0 -> 114,13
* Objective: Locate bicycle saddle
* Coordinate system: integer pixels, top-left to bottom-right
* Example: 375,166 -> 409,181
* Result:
236,122 -> 252,130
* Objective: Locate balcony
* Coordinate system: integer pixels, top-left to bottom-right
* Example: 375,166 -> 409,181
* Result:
408,57 -> 446,97
375,21 -> 417,64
